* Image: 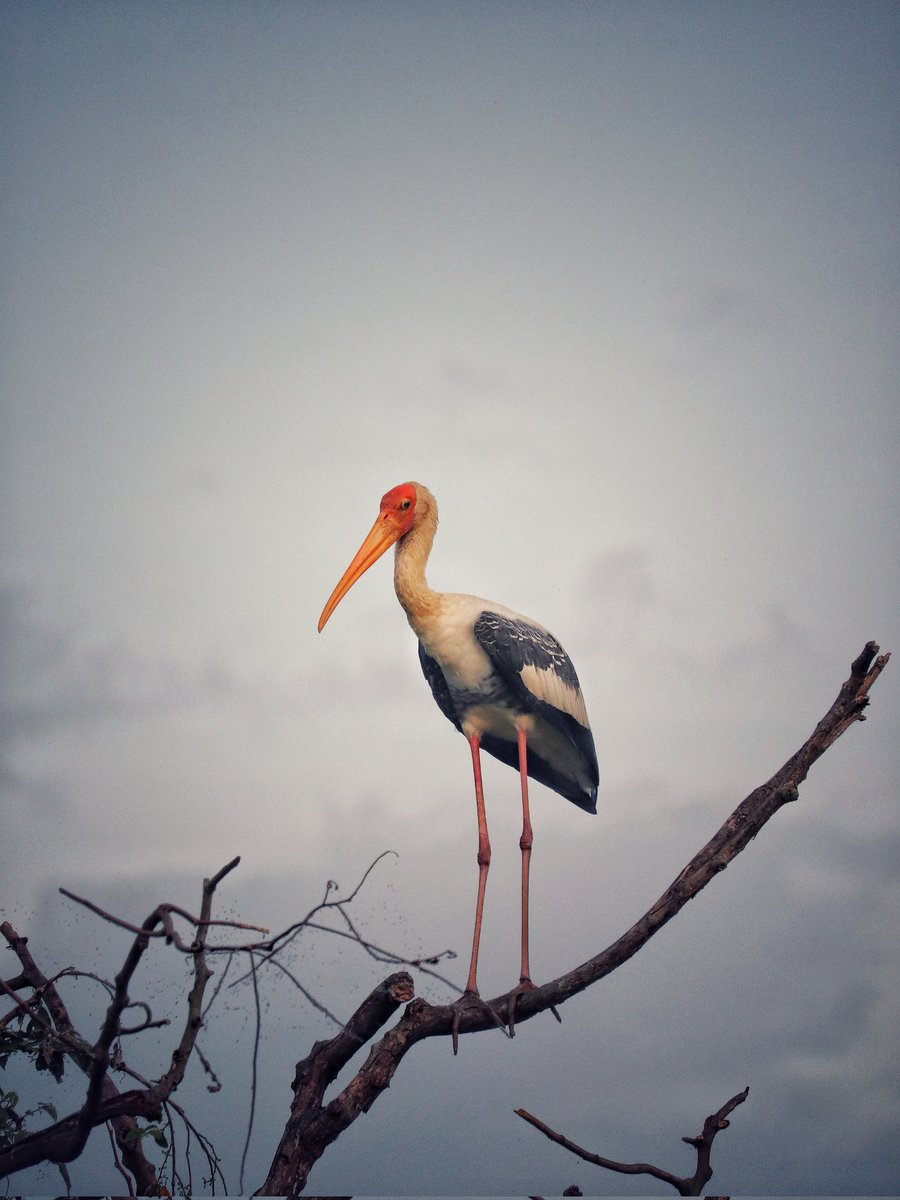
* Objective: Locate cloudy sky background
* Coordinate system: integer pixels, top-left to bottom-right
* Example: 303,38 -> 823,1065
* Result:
2,2 -> 898,1194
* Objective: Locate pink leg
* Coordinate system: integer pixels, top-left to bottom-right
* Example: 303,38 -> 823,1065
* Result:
464,733 -> 491,996
517,727 -> 534,986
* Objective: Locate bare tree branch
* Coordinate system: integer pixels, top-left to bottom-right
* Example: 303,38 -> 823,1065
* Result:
0,920 -> 160,1195
256,641 -> 889,1196
515,1086 -> 749,1195
0,857 -> 240,1184
0,851 -> 424,1189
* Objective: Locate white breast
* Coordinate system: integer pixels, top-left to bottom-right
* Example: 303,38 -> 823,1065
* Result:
408,592 -> 498,689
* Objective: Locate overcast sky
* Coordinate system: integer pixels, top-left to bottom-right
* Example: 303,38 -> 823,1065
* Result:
2,2 -> 899,1195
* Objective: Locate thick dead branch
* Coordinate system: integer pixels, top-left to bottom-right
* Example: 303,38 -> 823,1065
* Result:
262,971 -> 416,1196
257,641 -> 888,1197
515,1086 -> 749,1195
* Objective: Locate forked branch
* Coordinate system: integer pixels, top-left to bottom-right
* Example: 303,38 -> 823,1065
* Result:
515,1085 -> 750,1195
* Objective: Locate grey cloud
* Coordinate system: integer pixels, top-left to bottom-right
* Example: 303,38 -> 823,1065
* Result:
0,582 -> 327,746
441,356 -> 509,397
583,544 -> 661,611
719,603 -> 810,675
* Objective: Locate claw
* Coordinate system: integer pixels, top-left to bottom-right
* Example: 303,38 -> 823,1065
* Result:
451,1005 -> 462,1056
506,978 -> 537,1037
450,989 -> 509,1054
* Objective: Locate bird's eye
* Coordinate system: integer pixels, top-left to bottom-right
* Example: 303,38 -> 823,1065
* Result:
400,499 -> 411,510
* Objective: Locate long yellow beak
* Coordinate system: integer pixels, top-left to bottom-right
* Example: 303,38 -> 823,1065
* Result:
317,515 -> 403,632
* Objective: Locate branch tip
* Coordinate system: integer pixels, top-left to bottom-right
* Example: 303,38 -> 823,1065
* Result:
205,856 -> 241,893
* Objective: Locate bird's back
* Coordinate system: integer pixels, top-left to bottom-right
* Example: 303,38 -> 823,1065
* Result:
417,604 -> 598,812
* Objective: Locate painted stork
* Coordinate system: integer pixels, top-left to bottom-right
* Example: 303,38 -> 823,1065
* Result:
318,482 -> 598,1016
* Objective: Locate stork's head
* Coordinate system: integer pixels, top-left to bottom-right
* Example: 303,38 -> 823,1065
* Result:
317,482 -> 433,631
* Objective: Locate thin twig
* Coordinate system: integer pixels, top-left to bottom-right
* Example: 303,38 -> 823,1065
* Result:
57,890 -> 268,948
105,1118 -> 135,1196
239,952 -> 262,1195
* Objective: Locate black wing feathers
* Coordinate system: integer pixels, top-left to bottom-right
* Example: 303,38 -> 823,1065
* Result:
475,612 -> 598,810
418,642 -> 462,731
474,611 -> 580,691
480,730 -> 596,812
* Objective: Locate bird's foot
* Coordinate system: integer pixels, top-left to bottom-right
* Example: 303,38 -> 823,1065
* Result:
506,977 -> 536,1037
505,977 -> 562,1036
450,989 -> 509,1055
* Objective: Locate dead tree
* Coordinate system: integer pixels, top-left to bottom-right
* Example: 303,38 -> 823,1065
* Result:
1,853 -> 452,1192
0,641 -> 890,1196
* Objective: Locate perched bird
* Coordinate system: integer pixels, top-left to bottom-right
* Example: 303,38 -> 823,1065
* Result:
318,482 -> 598,1010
